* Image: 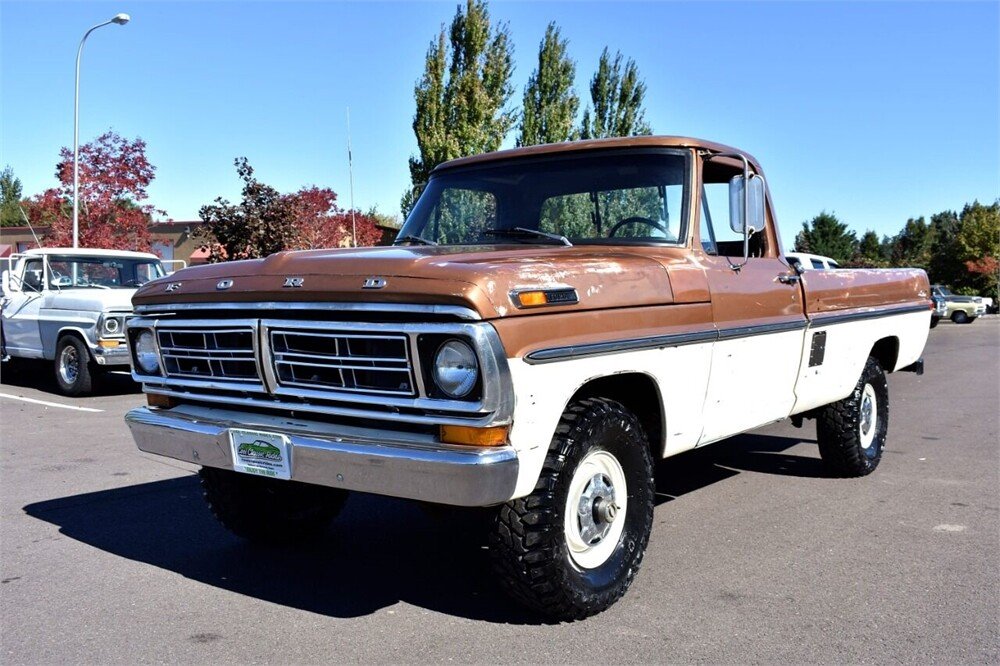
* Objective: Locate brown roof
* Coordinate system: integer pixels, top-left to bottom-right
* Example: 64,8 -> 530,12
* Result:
433,135 -> 762,173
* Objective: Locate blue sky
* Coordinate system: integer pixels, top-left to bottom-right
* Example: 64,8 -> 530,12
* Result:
2,1 -> 997,249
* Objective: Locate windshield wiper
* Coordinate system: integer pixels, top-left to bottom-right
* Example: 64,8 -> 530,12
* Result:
483,227 -> 573,247
394,234 -> 438,246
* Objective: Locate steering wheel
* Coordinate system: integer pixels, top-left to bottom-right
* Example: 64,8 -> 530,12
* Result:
607,216 -> 669,238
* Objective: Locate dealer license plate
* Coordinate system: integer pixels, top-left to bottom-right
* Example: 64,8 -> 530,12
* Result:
229,428 -> 292,480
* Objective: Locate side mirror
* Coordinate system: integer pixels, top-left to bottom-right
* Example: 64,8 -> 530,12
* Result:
1,270 -> 10,295
729,174 -> 766,235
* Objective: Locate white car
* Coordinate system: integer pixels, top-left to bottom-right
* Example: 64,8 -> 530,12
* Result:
784,251 -> 841,270
1,248 -> 168,395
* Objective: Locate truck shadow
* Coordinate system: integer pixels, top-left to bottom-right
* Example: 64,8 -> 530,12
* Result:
1,360 -> 141,397
23,432 -> 819,623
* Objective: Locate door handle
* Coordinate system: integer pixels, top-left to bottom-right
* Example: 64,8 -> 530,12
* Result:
778,273 -> 800,285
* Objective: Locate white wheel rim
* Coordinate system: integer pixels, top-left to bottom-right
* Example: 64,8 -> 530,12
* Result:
859,383 -> 877,450
59,345 -> 79,384
564,450 -> 628,569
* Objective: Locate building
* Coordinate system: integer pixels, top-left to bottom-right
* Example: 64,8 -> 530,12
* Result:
2,219 -> 401,265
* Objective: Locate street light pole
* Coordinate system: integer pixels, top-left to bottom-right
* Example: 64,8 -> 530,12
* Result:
72,13 -> 130,249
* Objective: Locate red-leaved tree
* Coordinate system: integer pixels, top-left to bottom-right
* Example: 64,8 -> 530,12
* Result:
286,186 -> 383,250
25,131 -> 161,250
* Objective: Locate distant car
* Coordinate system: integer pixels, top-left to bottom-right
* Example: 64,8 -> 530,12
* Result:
931,284 -> 987,324
930,295 -> 947,328
785,252 -> 841,270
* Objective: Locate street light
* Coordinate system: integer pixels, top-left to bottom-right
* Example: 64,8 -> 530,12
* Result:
72,13 -> 130,249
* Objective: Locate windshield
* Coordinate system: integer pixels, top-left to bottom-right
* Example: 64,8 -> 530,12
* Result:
934,285 -> 952,296
42,256 -> 165,289
398,150 -> 690,246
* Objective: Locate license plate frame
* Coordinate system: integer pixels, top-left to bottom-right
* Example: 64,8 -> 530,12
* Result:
228,428 -> 292,480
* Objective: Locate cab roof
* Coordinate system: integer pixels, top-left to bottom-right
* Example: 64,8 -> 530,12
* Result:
19,247 -> 160,260
432,135 -> 763,173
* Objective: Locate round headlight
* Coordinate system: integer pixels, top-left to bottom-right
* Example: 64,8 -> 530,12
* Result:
134,330 -> 159,374
103,317 -> 120,334
432,340 -> 479,398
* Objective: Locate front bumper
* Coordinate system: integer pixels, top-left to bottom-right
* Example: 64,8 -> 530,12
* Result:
125,405 -> 519,506
92,342 -> 130,366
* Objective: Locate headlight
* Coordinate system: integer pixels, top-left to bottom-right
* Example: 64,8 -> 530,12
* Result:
102,316 -> 121,335
432,339 -> 479,398
134,330 -> 160,374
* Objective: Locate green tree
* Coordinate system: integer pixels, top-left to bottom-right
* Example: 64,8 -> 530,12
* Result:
887,216 -> 934,269
926,210 -> 963,285
793,212 -> 858,263
196,158 -> 298,262
955,200 -> 1000,300
517,23 -> 579,147
579,48 -> 651,139
0,165 -> 24,227
855,229 -> 885,266
404,0 -> 515,215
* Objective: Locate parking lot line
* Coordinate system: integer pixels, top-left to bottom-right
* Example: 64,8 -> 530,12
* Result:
0,393 -> 104,413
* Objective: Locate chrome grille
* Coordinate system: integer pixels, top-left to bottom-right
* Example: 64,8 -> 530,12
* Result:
270,328 -> 415,396
157,327 -> 258,383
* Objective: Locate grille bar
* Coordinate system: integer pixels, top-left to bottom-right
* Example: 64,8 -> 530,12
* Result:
270,328 -> 415,396
157,327 -> 259,383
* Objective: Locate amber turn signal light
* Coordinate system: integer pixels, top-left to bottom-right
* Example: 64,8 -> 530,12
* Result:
98,339 -> 121,348
440,424 -> 509,447
512,287 -> 579,308
146,393 -> 177,409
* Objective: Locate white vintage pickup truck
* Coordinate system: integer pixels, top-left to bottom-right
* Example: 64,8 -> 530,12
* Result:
1,248 -> 172,395
122,137 -> 933,619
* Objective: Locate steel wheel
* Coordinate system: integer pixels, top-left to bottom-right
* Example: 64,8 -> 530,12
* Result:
564,450 -> 628,569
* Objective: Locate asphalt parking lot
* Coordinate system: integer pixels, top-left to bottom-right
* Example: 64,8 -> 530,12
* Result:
1,318 -> 997,664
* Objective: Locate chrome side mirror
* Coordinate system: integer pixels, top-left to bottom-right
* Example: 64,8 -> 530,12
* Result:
729,173 -> 765,236
1,270 -> 11,294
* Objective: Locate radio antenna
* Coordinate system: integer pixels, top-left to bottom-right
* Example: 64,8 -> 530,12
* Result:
18,205 -> 43,248
347,107 -> 357,248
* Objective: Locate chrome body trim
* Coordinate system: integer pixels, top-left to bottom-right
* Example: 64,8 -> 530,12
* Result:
525,304 -> 928,364
133,301 -> 482,321
125,405 -> 519,506
807,303 -> 930,327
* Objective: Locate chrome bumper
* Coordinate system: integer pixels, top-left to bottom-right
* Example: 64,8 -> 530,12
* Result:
124,406 -> 519,506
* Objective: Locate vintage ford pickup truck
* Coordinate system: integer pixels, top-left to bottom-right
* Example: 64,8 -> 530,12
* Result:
123,137 -> 931,619
1,248 -> 171,395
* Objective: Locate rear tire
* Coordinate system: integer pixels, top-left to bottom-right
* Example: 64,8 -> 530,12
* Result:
951,311 -> 969,324
199,467 -> 348,543
489,398 -> 655,620
54,335 -> 95,396
929,317 -> 939,329
817,356 -> 888,477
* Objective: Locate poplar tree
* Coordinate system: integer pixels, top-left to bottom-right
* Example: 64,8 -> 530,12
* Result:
579,48 -> 652,139
404,0 -> 515,214
518,23 -> 579,147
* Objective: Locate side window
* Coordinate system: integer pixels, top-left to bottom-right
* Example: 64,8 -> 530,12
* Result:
810,258 -> 825,269
426,188 -> 496,244
21,259 -> 44,292
700,167 -> 769,258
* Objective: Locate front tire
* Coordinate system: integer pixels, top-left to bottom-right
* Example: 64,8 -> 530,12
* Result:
817,356 -> 888,477
199,467 -> 348,543
54,336 -> 95,396
489,398 -> 655,620
951,311 -> 969,324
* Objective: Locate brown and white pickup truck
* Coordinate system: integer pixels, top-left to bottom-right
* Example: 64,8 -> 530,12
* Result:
124,136 -> 932,619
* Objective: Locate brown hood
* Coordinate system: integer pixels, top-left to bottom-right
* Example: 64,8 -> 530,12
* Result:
134,245 -> 675,319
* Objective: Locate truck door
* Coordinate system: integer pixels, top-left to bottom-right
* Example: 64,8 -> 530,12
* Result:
1,257 -> 46,358
696,166 -> 807,444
